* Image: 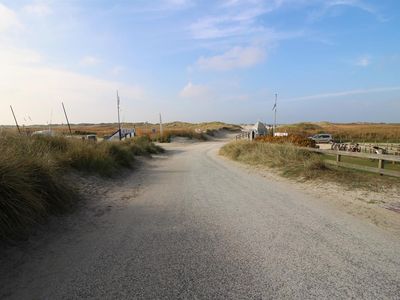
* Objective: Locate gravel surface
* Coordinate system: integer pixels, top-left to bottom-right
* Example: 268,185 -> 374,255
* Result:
1,140 -> 400,299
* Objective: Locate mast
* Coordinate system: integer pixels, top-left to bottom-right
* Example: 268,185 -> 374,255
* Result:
10,105 -> 21,134
62,102 -> 72,135
117,90 -> 122,140
274,93 -> 277,135
159,113 -> 163,137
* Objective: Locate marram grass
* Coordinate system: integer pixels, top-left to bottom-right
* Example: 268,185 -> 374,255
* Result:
0,133 -> 163,240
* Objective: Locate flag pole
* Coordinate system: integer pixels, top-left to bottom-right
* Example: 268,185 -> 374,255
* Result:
117,90 -> 122,141
159,113 -> 163,137
274,93 -> 277,136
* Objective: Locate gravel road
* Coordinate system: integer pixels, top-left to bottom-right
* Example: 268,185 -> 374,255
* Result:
1,139 -> 400,299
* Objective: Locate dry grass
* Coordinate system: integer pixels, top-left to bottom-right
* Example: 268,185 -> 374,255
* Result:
220,141 -> 327,179
220,141 -> 400,188
279,122 -> 400,143
11,121 -> 241,140
0,133 -> 163,240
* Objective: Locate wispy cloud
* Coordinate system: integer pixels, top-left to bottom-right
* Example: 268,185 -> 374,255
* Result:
164,0 -> 192,6
308,0 -> 386,22
188,1 -> 304,72
0,3 -> 21,33
179,82 -> 212,99
0,47 -> 41,65
196,46 -> 266,71
111,66 -> 125,76
284,86 -> 400,102
80,56 -> 101,67
23,1 -> 53,17
355,55 -> 371,67
190,4 -> 267,39
0,48 -> 144,124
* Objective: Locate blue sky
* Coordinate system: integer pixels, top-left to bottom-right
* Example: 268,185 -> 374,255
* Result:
0,0 -> 399,125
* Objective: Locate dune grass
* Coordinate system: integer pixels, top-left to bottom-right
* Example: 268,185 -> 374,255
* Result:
152,129 -> 209,143
278,122 -> 400,143
0,133 -> 163,240
220,141 -> 400,188
220,141 -> 327,179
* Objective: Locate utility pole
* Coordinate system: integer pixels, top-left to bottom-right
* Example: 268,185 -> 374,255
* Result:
10,105 -> 21,134
62,102 -> 72,135
159,113 -> 163,137
117,90 -> 122,140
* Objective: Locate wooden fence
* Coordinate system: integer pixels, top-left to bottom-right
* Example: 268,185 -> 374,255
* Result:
235,132 -> 251,140
233,134 -> 400,177
303,147 -> 400,178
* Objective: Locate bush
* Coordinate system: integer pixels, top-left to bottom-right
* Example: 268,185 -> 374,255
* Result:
255,134 -> 316,148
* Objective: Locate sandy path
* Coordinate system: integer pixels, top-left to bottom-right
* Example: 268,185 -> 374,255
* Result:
1,139 -> 400,299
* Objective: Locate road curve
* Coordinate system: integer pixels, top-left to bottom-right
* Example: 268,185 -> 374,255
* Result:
1,140 -> 400,299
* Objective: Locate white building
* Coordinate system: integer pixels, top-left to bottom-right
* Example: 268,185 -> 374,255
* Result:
252,121 -> 267,136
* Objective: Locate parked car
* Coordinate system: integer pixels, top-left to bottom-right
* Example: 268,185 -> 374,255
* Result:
309,133 -> 333,143
84,134 -> 97,142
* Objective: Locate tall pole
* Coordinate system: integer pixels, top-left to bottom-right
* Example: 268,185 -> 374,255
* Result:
159,113 -> 163,137
274,93 -> 277,136
62,102 -> 72,135
10,105 -> 21,134
117,90 -> 122,140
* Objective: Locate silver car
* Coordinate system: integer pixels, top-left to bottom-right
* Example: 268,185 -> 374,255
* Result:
309,133 -> 333,143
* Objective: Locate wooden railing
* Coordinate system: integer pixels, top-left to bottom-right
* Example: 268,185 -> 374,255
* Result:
303,147 -> 400,178
235,132 -> 250,140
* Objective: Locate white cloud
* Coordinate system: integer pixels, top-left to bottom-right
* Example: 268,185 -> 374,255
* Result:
164,0 -> 191,6
111,66 -> 125,76
0,47 -> 41,65
355,55 -> 371,67
80,56 -> 101,67
23,2 -> 52,17
188,0 -> 284,40
284,86 -> 400,102
190,8 -> 266,39
0,48 -> 144,124
0,3 -> 21,33
309,0 -> 386,22
196,46 -> 266,71
179,82 -> 211,99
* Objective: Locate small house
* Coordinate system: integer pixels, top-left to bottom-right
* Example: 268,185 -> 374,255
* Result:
252,121 -> 267,137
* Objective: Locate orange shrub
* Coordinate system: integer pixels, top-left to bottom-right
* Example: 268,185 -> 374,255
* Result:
255,134 -> 316,148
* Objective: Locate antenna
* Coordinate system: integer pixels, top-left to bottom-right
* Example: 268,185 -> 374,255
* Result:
117,90 -> 122,140
10,105 -> 21,134
62,102 -> 72,135
159,113 -> 163,137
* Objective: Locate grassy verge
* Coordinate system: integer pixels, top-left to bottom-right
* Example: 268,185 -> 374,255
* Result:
153,129 -> 209,143
220,141 -> 400,188
0,133 -> 163,240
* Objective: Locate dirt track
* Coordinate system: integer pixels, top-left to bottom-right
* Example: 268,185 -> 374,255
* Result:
1,139 -> 400,299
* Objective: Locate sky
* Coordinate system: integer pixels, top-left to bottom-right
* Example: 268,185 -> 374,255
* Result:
0,0 -> 399,125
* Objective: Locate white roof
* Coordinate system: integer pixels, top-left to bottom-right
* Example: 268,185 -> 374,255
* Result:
252,121 -> 266,132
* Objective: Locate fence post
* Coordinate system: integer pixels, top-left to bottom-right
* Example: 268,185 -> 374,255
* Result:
378,159 -> 385,173
336,154 -> 341,164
